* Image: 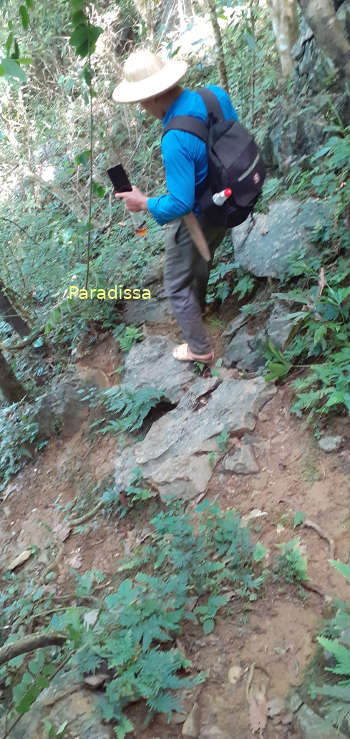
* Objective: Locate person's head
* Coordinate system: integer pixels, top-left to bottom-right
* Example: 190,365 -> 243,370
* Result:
112,49 -> 188,117
138,86 -> 183,120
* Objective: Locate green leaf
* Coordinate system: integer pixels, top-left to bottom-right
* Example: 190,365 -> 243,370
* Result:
253,541 -> 268,562
19,5 -> 29,29
5,32 -> 13,56
203,618 -> 215,634
329,559 -> 350,583
293,511 -> 305,528
16,675 -> 49,713
71,0 -> 84,10
245,31 -> 256,51
92,181 -> 105,198
72,9 -> 86,24
0,57 -> 26,81
115,716 -> 134,739
69,24 -> 87,51
75,149 -> 91,166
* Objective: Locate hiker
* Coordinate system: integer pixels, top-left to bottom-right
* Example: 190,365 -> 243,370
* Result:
112,49 -> 239,363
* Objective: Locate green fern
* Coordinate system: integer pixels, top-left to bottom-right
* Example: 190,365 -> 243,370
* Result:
96,384 -> 166,434
312,559 -> 350,731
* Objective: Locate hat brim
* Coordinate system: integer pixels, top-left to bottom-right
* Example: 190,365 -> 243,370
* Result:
112,59 -> 188,103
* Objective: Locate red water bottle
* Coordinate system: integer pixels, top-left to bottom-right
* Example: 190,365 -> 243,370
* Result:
212,187 -> 232,206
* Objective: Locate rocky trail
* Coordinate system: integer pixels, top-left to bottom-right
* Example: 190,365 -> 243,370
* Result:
1,198 -> 350,738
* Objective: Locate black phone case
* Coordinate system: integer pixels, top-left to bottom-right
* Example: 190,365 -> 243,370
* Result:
107,163 -> 132,192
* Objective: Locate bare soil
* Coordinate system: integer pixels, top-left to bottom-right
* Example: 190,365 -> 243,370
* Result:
1,325 -> 350,738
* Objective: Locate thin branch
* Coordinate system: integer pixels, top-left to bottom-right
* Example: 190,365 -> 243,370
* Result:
0,632 -> 67,667
0,326 -> 44,353
0,217 -> 37,245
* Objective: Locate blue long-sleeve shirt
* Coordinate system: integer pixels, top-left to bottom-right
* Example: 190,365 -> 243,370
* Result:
147,85 -> 238,226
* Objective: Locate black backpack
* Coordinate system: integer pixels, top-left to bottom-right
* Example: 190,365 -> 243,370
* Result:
162,87 -> 265,228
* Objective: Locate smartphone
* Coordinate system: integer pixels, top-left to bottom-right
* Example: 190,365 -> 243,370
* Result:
107,163 -> 132,192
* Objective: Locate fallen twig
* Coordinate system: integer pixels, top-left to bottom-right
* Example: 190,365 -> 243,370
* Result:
0,326 -> 44,353
69,499 -> 104,527
303,519 -> 335,559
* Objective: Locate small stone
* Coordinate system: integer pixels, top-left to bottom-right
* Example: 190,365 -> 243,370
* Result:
228,665 -> 242,684
267,696 -> 285,717
318,435 -> 343,453
224,444 -> 259,475
242,509 -> 268,524
182,702 -> 200,737
199,727 -> 228,739
7,549 -> 33,571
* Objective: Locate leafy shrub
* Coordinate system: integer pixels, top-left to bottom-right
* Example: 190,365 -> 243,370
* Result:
263,283 -> 350,419
0,402 -> 40,491
273,538 -> 308,584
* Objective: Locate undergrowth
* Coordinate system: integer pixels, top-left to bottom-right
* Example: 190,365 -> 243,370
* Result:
0,401 -> 41,491
309,560 -> 350,735
1,499 -> 268,737
263,124 -> 350,423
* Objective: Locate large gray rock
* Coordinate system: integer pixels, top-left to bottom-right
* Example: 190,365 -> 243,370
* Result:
124,294 -> 171,324
223,328 -> 266,372
296,703 -> 348,739
0,669 -> 112,738
122,335 -> 195,403
124,257 -> 172,325
266,297 -> 295,349
232,198 -> 331,278
115,376 -> 275,501
33,374 -> 91,440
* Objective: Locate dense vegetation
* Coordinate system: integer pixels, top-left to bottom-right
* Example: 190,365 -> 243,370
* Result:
0,0 -> 349,736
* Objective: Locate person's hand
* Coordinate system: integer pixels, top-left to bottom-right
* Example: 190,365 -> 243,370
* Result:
115,185 -> 148,212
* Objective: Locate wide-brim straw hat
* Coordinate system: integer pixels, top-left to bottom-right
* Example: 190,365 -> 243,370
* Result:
112,49 -> 188,104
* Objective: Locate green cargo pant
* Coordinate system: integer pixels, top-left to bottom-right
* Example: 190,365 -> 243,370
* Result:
164,216 -> 226,355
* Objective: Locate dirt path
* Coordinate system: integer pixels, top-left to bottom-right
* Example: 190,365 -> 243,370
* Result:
1,330 -> 349,738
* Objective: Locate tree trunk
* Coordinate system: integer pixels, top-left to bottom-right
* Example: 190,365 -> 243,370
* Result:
297,0 -> 350,84
0,350 -> 26,402
0,279 -> 31,337
268,0 -> 299,77
205,0 -> 229,93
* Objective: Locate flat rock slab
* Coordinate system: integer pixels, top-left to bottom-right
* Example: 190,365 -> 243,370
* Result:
123,335 -> 195,403
232,198 -> 331,278
115,376 -> 275,501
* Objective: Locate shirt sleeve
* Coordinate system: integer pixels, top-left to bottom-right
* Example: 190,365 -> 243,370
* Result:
147,131 -> 196,226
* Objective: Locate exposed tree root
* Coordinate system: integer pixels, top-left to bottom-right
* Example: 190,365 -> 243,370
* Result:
303,518 -> 335,559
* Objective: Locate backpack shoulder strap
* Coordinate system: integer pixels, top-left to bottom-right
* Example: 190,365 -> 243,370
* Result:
162,115 -> 208,142
196,88 -> 225,122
